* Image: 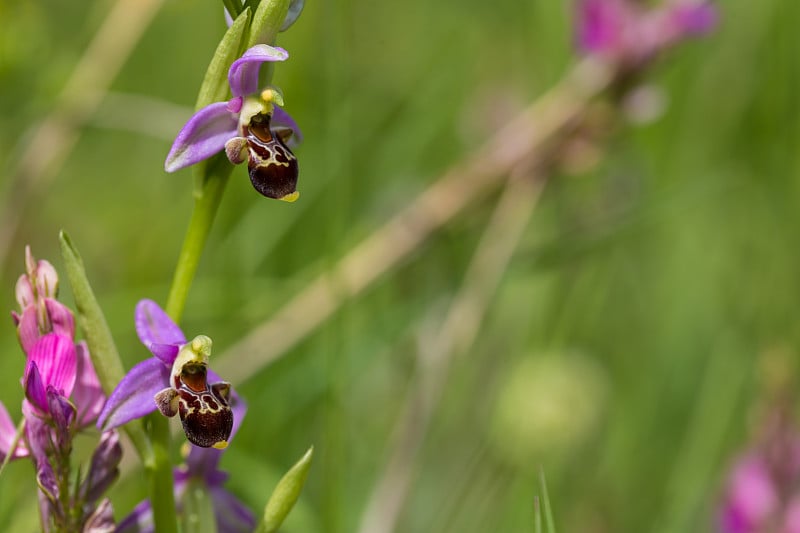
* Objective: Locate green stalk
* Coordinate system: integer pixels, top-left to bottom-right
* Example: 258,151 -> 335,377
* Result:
150,2 -> 292,530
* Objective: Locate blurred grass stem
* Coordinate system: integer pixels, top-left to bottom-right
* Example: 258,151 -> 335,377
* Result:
214,58 -> 613,385
357,170 -> 545,533
0,0 -> 163,271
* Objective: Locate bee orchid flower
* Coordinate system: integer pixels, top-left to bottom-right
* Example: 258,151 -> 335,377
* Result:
164,44 -> 302,202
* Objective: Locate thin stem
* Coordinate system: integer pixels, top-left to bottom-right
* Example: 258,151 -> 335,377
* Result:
147,414 -> 178,533
165,156 -> 233,320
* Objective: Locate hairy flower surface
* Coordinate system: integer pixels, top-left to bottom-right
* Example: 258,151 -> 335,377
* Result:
98,300 -> 235,448
165,45 -> 302,201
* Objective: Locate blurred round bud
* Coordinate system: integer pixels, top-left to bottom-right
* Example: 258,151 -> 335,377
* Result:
622,84 -> 666,125
487,351 -> 608,468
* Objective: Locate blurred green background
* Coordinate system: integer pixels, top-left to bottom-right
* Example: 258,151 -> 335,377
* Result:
0,0 -> 798,531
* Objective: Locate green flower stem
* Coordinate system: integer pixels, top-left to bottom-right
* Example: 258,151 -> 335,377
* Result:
147,412 -> 178,533
165,156 -> 233,321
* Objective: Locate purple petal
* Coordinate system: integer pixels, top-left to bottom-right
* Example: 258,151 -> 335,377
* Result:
27,333 -> 77,397
97,358 -> 169,430
83,498 -> 116,533
272,106 -> 303,148
135,299 -> 186,349
0,401 -> 28,461
149,343 -> 180,366
671,2 -> 717,36
164,102 -> 238,172
228,45 -> 289,98
575,0 -> 628,53
115,499 -> 154,533
24,361 -> 49,414
46,387 -> 76,451
72,342 -> 106,428
211,486 -> 256,533
81,431 -> 122,505
44,298 -> 76,340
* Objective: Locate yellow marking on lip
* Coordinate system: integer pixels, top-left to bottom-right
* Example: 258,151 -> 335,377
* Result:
279,191 -> 300,203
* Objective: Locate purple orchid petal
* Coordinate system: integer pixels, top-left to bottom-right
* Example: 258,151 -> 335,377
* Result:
272,106 -> 303,148
210,486 -> 256,533
228,45 -> 289,98
72,342 -> 106,428
575,0 -> 629,54
44,298 -> 76,340
27,333 -> 77,397
0,401 -> 28,461
81,431 -> 122,505
15,305 -> 40,354
149,342 -> 181,366
24,362 -> 49,414
97,358 -> 169,430
83,497 -> 116,532
164,102 -> 239,172
115,499 -> 154,533
135,299 -> 186,348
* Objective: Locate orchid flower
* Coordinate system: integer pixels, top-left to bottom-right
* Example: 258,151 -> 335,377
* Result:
98,299 -> 235,449
116,398 -> 253,533
164,45 -> 302,202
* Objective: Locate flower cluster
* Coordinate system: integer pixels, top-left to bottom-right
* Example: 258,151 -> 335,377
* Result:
719,408 -> 800,533
576,0 -> 717,68
1,248 -> 119,532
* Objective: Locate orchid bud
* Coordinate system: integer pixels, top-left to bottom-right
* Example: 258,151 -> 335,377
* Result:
15,274 -> 35,309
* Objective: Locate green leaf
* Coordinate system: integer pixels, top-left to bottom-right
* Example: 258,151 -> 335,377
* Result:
58,230 -> 153,465
256,446 -> 314,533
539,469 -> 556,533
248,0 -> 291,48
195,7 -> 251,111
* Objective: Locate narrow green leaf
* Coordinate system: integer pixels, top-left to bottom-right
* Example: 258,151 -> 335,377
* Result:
539,469 -> 556,533
247,0 -> 291,48
58,230 -> 153,464
533,496 -> 542,533
195,7 -> 251,111
256,446 -> 314,533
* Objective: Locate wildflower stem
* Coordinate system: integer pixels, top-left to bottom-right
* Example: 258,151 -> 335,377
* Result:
165,155 -> 233,321
147,413 -> 178,533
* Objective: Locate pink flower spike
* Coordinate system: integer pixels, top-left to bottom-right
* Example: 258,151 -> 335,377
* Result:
72,342 -> 106,427
27,333 -> 78,398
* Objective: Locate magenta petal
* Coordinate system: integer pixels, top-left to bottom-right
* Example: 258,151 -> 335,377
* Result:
165,102 -> 238,172
0,401 -> 28,461
27,333 -> 77,397
149,343 -> 180,365
116,499 -> 154,533
97,358 -> 169,430
16,305 -> 40,354
228,45 -> 289,98
72,342 -> 106,427
44,298 -> 76,340
135,299 -> 186,348
672,2 -> 718,35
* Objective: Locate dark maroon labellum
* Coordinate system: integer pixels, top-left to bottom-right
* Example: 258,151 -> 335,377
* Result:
155,362 -> 233,448
245,112 -> 299,200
